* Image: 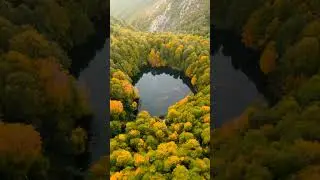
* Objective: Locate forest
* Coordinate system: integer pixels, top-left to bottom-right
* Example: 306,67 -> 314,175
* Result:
3,0 -> 319,179
89,0 -> 211,179
0,0 -> 108,179
212,0 -> 320,179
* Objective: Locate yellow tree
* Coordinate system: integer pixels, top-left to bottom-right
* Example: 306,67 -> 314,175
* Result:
148,48 -> 164,67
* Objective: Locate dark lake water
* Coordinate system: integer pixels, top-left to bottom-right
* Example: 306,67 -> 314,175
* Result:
67,18 -> 108,177
133,68 -> 194,116
212,29 -> 268,128
77,39 -> 109,165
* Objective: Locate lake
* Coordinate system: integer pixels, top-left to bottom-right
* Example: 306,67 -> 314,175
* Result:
212,29 -> 267,127
133,67 -> 194,116
78,40 -> 109,165
73,29 -> 268,170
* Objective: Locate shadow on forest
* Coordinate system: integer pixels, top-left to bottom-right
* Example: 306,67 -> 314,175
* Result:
69,18 -> 110,78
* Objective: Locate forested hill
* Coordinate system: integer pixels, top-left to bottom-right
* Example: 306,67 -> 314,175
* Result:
0,0 -> 108,179
129,0 -> 210,36
212,0 -> 320,179
88,19 -> 210,179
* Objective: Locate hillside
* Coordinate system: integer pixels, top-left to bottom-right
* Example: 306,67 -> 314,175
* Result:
131,0 -> 210,36
110,0 -> 154,23
89,17 -> 210,179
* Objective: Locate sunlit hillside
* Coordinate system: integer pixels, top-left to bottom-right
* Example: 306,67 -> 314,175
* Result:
110,0 -> 154,23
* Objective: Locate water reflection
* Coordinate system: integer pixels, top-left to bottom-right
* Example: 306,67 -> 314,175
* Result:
78,40 -> 109,165
133,67 -> 194,116
212,29 -> 268,127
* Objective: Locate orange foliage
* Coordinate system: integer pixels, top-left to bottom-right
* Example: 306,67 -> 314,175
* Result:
218,109 -> 251,139
203,114 -> 210,123
242,28 -> 254,48
169,131 -> 178,141
293,140 -> 320,161
191,76 -> 197,85
148,48 -> 165,67
122,81 -> 134,95
296,165 -> 320,180
201,106 -> 210,113
260,41 -> 278,74
177,96 -> 189,105
0,123 -> 42,159
37,58 -> 71,107
200,39 -> 209,46
110,100 -> 124,114
173,123 -> 183,132
199,55 -> 209,63
134,153 -> 145,166
184,122 -> 192,130
110,172 -> 123,180
90,156 -> 108,178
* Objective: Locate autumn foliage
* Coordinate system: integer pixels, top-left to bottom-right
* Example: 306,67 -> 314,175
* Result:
0,0 -> 107,178
0,123 -> 41,158
89,17 -> 211,179
148,48 -> 166,67
110,100 -> 124,114
212,0 -> 320,178
260,41 -> 278,74
0,123 -> 47,178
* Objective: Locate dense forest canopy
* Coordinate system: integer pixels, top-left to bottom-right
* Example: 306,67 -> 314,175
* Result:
0,0 -> 108,179
212,0 -> 320,179
90,18 -> 210,180
89,1 -> 211,178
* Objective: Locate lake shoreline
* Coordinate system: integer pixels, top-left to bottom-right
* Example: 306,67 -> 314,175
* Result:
212,28 -> 272,127
67,15 -> 109,178
134,66 -> 194,117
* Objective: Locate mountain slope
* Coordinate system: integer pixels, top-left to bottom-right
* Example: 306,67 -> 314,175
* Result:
110,0 -> 154,23
132,0 -> 210,36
